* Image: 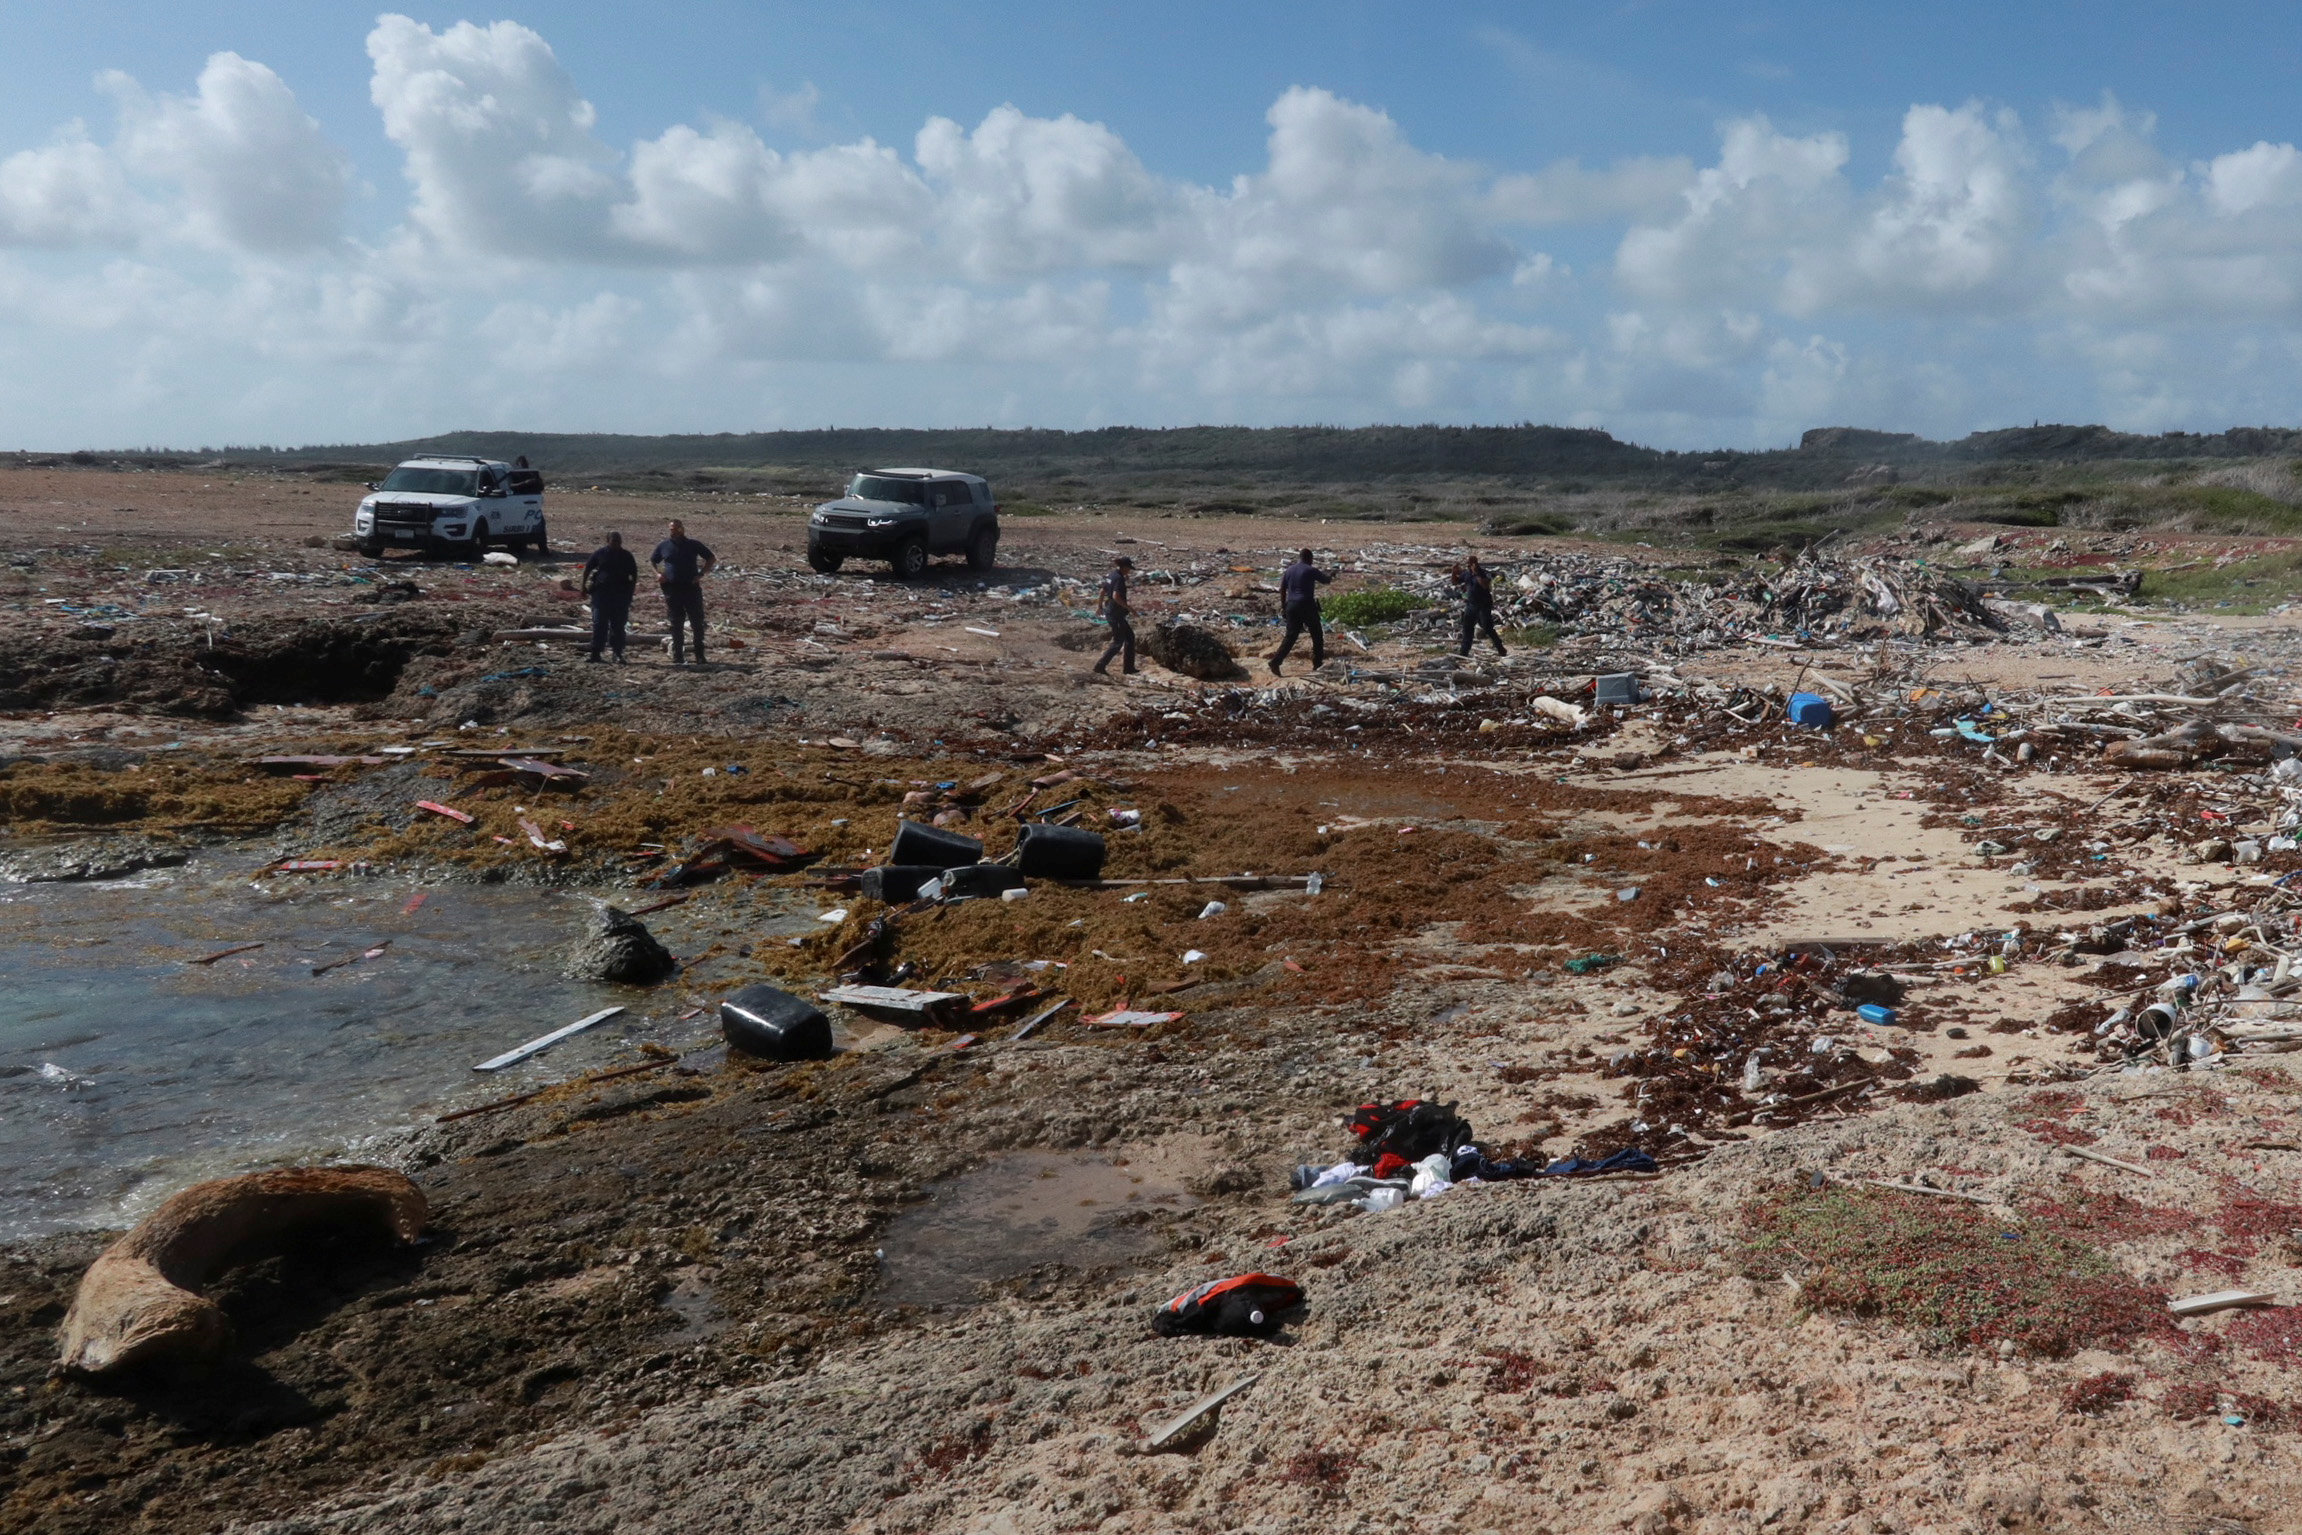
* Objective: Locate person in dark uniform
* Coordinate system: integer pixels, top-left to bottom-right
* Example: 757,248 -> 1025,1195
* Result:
1092,554 -> 1137,675
1269,547 -> 1332,674
651,518 -> 716,665
1451,554 -> 1506,657
580,531 -> 639,663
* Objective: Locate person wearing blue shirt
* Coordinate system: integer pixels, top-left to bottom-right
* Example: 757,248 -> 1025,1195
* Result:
1092,555 -> 1137,675
1451,554 -> 1506,657
1268,547 -> 1332,675
580,531 -> 639,663
651,519 -> 717,666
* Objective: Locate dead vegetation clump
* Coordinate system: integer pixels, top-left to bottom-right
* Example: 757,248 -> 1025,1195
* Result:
1745,1185 -> 2174,1358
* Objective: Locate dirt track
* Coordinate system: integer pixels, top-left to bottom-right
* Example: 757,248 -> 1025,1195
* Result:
8,465 -> 2302,1534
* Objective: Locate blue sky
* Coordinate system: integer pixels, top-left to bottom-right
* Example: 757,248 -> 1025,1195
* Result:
1,2 -> 2299,449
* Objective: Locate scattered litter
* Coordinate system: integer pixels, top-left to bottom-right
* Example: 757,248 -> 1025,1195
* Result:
2169,1290 -> 2277,1317
1086,1009 -> 1182,1028
312,941 -> 390,978
186,942 -> 264,966
1150,1274 -> 1301,1338
1141,1374 -> 1262,1452
474,1006 -> 627,1072
416,800 -> 473,824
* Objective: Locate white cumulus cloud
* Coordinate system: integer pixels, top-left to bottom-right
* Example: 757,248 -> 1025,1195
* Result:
106,51 -> 348,252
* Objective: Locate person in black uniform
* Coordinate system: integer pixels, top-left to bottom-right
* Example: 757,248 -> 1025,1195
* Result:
1452,554 -> 1506,657
1092,554 -> 1137,675
651,519 -> 716,665
580,531 -> 638,663
1269,547 -> 1332,674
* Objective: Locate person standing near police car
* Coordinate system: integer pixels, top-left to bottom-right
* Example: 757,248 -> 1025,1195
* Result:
580,530 -> 638,663
652,519 -> 717,666
1268,547 -> 1332,675
1092,554 -> 1138,675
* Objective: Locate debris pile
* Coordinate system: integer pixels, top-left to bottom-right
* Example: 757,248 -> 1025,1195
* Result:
1141,619 -> 1246,680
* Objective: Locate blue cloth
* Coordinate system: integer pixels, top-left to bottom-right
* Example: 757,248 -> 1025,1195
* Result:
1537,1148 -> 1658,1177
652,536 -> 714,585
1445,1145 -> 1655,1181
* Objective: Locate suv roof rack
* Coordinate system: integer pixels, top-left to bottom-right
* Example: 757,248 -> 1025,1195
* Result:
406,454 -> 493,466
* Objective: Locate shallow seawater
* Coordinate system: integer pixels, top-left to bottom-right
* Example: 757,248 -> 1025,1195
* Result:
875,1151 -> 1197,1309
0,860 -> 782,1244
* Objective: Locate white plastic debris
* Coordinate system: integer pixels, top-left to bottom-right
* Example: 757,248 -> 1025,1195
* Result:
1198,900 -> 1228,919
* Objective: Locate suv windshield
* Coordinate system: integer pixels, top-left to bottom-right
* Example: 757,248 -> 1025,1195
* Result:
380,466 -> 481,496
848,474 -> 927,505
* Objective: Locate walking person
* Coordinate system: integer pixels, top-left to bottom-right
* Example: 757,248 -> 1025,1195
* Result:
1269,547 -> 1332,675
651,519 -> 716,666
1451,553 -> 1506,658
580,531 -> 638,663
1091,554 -> 1138,675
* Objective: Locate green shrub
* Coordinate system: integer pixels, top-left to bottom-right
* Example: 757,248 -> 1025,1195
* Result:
1321,587 -> 1431,626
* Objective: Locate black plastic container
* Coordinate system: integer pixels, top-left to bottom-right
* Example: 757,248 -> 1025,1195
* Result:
1014,822 -> 1107,879
860,864 -> 941,903
720,983 -> 834,1061
937,864 -> 1028,900
889,820 -> 983,869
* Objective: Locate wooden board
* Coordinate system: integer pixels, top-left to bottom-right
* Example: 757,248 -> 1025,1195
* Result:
474,1007 -> 627,1072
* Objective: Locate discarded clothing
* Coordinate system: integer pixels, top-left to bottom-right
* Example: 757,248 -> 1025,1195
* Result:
1409,1152 -> 1454,1199
1150,1273 -> 1303,1338
1536,1148 -> 1658,1178
1348,1099 -> 1474,1163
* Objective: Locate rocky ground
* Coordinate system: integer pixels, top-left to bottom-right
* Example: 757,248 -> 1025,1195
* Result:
6,464 -> 2302,1533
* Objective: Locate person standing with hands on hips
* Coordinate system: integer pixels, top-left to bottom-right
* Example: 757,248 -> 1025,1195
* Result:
1451,553 -> 1506,658
1092,554 -> 1137,675
580,530 -> 638,664
652,519 -> 716,666
1269,547 -> 1332,675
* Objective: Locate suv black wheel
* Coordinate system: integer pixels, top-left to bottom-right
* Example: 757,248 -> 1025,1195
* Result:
469,519 -> 489,556
965,523 -> 998,571
530,516 -> 547,553
891,536 -> 929,579
807,549 -> 844,574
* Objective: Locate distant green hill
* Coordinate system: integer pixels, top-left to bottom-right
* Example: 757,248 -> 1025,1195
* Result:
51,419 -> 2294,491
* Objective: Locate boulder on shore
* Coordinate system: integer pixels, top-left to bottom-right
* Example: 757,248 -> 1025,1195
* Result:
563,905 -> 675,983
